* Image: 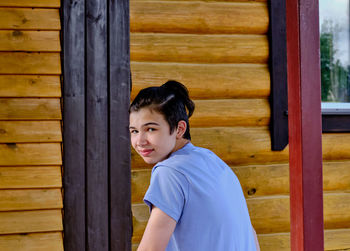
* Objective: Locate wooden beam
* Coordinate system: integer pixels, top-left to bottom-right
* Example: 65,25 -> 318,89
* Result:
131,62 -> 270,99
62,0 -> 86,249
0,8 -> 60,30
130,2 -> 268,34
0,166 -> 61,189
286,0 -> 324,250
0,75 -> 61,98
130,33 -> 268,63
85,0 -> 109,249
109,0 -> 132,249
0,232 -> 63,251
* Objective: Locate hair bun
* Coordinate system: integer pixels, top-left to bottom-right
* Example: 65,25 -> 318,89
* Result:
161,80 -> 195,118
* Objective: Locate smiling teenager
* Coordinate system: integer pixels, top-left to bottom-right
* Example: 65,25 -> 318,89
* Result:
129,81 -> 260,251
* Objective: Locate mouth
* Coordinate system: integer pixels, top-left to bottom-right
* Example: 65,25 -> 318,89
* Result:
138,149 -> 154,157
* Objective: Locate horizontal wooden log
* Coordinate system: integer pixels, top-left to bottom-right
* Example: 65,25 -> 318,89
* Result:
257,228 -> 350,251
131,62 -> 270,99
0,143 -> 62,166
0,52 -> 61,74
235,161 -> 350,197
0,31 -> 60,52
131,169 -> 151,203
130,33 -> 268,63
130,2 -> 268,34
0,232 -> 63,251
0,98 -> 61,120
0,8 -> 60,30
132,127 -> 350,169
132,192 -> 350,240
191,99 -> 270,127
0,209 -> 62,234
0,75 -> 61,97
0,121 -> 61,142
0,189 -> 62,211
0,166 -> 61,189
131,161 -> 350,203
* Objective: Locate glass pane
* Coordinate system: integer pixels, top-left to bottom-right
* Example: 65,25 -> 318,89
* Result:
320,0 -> 350,103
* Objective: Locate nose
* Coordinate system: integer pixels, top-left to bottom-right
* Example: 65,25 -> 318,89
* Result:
136,131 -> 148,146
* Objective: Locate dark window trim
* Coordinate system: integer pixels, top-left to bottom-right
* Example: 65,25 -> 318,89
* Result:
269,0 -> 350,151
269,0 -> 288,151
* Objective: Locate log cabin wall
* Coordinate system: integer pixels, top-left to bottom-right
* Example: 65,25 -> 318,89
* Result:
0,1 -> 63,250
130,0 -> 350,250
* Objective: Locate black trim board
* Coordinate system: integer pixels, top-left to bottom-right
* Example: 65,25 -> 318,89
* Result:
269,0 -> 288,151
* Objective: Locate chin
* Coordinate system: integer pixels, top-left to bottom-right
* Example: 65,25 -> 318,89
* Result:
142,157 -> 158,165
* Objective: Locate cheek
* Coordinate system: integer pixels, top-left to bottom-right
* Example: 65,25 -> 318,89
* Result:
130,135 -> 137,149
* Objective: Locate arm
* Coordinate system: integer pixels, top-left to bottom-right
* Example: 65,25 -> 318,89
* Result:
137,206 -> 177,251
252,227 -> 260,251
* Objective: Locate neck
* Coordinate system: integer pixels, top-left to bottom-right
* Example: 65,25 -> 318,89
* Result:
172,138 -> 190,153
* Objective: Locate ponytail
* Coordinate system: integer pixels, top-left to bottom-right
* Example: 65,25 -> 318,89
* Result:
161,80 -> 195,118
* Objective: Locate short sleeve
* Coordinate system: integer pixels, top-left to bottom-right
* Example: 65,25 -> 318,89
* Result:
144,165 -> 188,222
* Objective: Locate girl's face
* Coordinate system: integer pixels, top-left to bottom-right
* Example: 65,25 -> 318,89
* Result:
129,108 -> 177,164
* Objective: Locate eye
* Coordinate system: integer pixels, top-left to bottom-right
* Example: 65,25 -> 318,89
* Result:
130,129 -> 138,134
147,128 -> 156,132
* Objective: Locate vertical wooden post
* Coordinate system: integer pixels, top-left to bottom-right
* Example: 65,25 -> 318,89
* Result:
286,0 -> 324,250
63,0 -> 132,249
62,0 -> 86,250
109,0 -> 133,249
86,0 -> 109,250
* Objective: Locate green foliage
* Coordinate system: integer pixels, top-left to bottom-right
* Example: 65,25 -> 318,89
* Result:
320,20 -> 350,102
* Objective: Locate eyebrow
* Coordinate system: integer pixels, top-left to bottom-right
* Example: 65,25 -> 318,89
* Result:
129,122 -> 160,129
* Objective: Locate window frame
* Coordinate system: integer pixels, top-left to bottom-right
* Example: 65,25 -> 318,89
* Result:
270,0 -> 350,151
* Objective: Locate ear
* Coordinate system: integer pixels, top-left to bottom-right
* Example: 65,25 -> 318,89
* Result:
176,120 -> 187,139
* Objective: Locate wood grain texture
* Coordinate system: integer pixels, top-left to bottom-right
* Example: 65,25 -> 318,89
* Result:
0,52 -> 61,74
0,209 -> 62,234
130,33 -> 268,63
131,161 -> 350,203
0,121 -> 61,142
62,0 -> 86,249
109,0 -> 133,249
0,8 -> 60,30
0,75 -> 61,97
0,143 -> 62,166
130,2 -> 268,34
0,232 -> 63,251
131,62 -> 270,99
0,166 -> 61,189
0,98 -> 61,120
132,192 -> 350,240
0,189 -> 62,211
0,31 -> 60,51
85,0 -> 109,249
0,0 -> 60,8
191,99 -> 270,127
258,228 -> 350,251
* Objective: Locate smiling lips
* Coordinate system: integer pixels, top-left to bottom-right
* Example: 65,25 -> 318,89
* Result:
139,149 -> 154,157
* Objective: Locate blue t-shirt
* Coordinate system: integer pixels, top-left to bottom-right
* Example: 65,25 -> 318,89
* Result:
144,143 -> 257,251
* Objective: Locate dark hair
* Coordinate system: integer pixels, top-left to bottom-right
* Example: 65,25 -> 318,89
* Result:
129,80 -> 195,140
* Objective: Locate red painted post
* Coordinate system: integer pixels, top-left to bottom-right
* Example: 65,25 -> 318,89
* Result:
286,0 -> 324,250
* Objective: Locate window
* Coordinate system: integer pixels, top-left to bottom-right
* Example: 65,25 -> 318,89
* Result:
270,0 -> 350,151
